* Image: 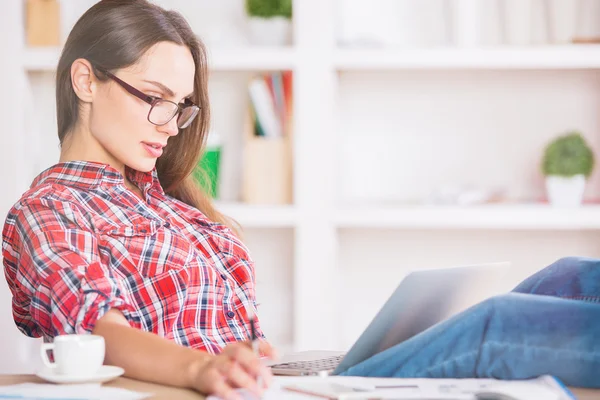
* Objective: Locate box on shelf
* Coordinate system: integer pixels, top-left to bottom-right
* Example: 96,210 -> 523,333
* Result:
241,111 -> 293,205
26,0 -> 61,47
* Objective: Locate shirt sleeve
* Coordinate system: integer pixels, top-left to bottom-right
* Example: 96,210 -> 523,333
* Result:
2,197 -> 139,338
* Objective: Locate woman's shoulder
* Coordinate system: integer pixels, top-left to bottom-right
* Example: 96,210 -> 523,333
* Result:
4,180 -> 91,237
9,162 -> 97,216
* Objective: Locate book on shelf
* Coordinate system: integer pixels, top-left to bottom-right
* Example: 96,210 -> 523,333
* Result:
248,71 -> 293,139
242,71 -> 294,205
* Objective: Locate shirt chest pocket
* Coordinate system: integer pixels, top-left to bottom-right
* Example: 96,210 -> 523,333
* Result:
102,218 -> 194,277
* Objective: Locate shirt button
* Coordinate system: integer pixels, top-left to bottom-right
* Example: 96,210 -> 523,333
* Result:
164,222 -> 170,228
226,311 -> 235,319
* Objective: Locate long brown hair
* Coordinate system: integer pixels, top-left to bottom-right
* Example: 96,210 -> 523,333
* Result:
56,0 -> 238,234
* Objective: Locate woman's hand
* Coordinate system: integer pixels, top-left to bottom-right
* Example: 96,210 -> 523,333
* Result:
188,341 -> 276,400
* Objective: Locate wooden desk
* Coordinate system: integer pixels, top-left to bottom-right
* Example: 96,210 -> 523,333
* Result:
1,375 -> 600,399
578,388 -> 600,400
0,375 -> 205,399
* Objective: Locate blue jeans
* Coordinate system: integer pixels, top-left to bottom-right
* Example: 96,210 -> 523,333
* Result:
339,257 -> 600,388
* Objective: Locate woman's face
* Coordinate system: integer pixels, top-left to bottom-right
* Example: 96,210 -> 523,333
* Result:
89,41 -> 196,173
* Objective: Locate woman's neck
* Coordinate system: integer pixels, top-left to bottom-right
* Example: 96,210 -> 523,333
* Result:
59,127 -> 144,199
59,126 -> 126,177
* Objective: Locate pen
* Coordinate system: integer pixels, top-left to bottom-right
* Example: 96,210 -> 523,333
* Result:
247,305 -> 263,390
250,313 -> 259,354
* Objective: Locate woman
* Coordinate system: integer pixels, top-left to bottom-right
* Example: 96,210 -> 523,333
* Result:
3,1 -> 273,399
3,0 -> 599,397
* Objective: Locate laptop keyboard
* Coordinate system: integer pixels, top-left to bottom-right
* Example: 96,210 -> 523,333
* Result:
270,355 -> 345,371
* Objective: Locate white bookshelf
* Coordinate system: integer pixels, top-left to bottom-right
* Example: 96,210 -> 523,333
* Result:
217,202 -> 600,230
26,45 -> 600,72
22,48 -> 60,71
215,202 -> 297,227
335,204 -> 600,230
334,46 -> 600,70
3,0 -> 600,373
23,46 -> 297,72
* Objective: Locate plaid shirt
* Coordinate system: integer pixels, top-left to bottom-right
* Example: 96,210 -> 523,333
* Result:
2,161 -> 263,353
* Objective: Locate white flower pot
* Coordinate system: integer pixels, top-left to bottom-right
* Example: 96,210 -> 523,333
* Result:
545,174 -> 586,207
247,16 -> 292,46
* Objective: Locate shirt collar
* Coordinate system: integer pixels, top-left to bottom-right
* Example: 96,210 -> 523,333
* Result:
31,160 -> 164,195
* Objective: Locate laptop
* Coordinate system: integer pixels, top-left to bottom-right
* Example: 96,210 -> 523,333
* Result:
267,262 -> 511,376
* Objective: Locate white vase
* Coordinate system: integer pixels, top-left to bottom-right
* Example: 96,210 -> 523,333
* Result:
530,0 -> 552,45
247,16 -> 292,46
336,0 -> 387,47
547,0 -> 581,44
452,0 -> 485,47
337,0 -> 450,48
575,0 -> 600,42
388,0 -> 449,48
545,175 -> 586,207
503,0 -> 534,45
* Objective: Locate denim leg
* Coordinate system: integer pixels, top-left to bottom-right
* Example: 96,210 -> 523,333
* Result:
512,257 -> 600,302
340,293 -> 600,388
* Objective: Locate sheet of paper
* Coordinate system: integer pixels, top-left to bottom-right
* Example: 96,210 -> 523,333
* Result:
0,383 -> 151,400
207,377 -> 468,400
207,375 -> 570,400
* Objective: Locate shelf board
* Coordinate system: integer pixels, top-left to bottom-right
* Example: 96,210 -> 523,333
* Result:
22,46 -> 297,72
22,48 -> 60,72
207,47 -> 296,71
334,204 -> 600,230
334,46 -> 600,70
215,202 -> 297,228
26,46 -> 600,72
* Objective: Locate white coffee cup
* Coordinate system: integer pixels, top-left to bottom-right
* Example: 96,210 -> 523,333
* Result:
40,334 -> 105,376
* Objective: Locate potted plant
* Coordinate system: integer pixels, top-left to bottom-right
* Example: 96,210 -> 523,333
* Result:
246,0 -> 292,46
541,131 -> 595,207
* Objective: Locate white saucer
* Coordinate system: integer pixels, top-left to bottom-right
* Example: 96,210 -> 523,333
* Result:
35,365 -> 125,384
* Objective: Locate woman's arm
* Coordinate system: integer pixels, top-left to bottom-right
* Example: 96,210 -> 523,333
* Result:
94,309 -> 274,399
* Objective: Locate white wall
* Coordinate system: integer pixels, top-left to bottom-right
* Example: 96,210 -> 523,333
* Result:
0,0 -> 44,374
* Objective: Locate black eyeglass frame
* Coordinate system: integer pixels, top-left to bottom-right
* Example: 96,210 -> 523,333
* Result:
95,67 -> 200,129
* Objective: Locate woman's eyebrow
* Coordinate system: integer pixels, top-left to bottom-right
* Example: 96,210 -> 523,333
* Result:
142,79 -> 194,99
142,80 -> 175,97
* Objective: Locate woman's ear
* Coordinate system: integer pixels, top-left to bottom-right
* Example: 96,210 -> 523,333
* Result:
70,58 -> 97,103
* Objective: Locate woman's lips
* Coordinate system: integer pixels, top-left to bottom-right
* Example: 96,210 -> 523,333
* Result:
142,142 -> 164,158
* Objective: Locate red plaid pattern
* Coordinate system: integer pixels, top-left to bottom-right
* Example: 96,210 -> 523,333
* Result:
2,161 -> 263,353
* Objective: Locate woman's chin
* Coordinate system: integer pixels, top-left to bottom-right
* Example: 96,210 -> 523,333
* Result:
127,158 -> 157,173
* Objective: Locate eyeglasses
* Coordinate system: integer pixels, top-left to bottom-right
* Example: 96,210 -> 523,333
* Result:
96,67 -> 200,129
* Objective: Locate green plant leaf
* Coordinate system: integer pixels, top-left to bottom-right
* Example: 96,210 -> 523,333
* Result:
541,132 -> 595,178
246,0 -> 292,19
